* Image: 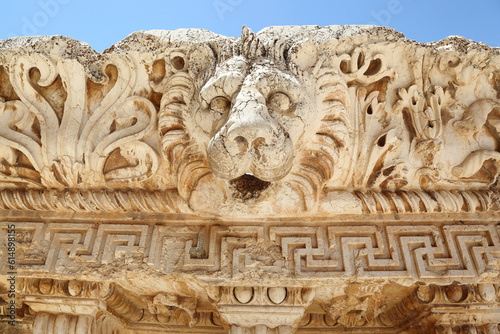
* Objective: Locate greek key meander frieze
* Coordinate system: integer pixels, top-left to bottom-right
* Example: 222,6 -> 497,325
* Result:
2,221 -> 499,283
1,26 -> 500,333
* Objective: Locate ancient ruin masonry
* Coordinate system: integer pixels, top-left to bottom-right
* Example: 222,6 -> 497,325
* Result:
0,25 -> 499,333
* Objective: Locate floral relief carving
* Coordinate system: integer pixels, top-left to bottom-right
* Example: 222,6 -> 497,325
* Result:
0,52 -> 158,189
0,27 -> 498,215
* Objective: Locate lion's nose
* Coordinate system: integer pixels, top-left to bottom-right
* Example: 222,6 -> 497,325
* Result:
226,114 -> 275,155
207,88 -> 294,181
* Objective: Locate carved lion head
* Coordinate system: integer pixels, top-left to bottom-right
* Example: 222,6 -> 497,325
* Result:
155,27 -> 348,214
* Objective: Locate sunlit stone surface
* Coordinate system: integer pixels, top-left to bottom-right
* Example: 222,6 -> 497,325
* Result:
0,25 -> 499,333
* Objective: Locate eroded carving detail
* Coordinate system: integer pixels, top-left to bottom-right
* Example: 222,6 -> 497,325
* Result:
1,26 -> 500,334
0,53 -> 158,189
0,26 -> 497,215
143,293 -> 198,327
4,221 -> 498,283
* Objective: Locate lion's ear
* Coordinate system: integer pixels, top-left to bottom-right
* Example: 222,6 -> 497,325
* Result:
187,44 -> 216,80
150,43 -> 217,94
288,39 -> 319,72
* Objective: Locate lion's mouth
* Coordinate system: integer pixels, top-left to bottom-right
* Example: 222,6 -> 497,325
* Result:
229,173 -> 271,200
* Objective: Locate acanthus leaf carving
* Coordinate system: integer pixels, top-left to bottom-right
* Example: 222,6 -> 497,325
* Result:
0,27 -> 498,215
1,52 -> 158,189
349,87 -> 405,190
0,98 -> 43,186
394,85 -> 446,167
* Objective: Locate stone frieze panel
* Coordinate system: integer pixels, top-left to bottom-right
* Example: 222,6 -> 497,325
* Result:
2,221 -> 498,284
0,26 -> 498,215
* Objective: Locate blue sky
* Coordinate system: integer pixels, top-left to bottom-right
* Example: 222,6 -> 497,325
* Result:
1,0 -> 499,52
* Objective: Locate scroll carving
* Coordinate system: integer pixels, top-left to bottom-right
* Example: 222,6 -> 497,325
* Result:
0,51 -> 158,189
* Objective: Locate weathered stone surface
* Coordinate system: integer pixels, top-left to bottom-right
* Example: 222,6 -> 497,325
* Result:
0,25 -> 499,333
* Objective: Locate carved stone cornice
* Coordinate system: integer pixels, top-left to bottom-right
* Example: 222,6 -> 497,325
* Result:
0,26 -> 497,217
297,283 -> 500,332
0,188 -> 498,216
1,25 -> 500,333
9,279 -> 500,333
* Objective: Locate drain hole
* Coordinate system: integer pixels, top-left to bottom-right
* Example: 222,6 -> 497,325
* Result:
230,174 -> 271,200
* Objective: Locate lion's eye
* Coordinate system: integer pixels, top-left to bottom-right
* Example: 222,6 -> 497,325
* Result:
267,92 -> 291,113
210,96 -> 231,115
